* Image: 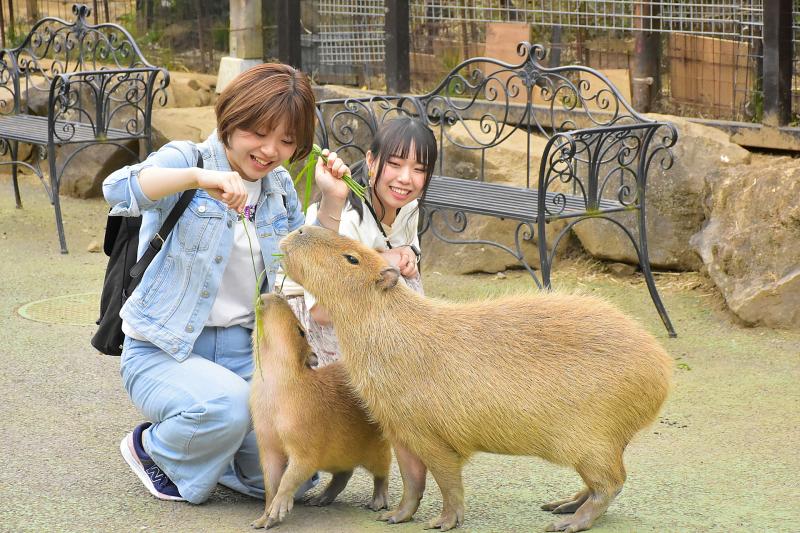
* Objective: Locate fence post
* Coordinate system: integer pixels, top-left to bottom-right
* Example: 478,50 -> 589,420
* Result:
632,0 -> 660,112
385,0 -> 410,93
0,0 -> 6,48
25,0 -> 37,22
277,0 -> 301,67
763,0 -> 792,126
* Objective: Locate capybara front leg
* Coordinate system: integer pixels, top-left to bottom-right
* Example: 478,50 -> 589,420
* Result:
544,453 -> 625,533
541,488 -> 590,514
379,443 -> 427,524
264,460 -> 317,529
252,446 -> 287,528
423,454 -> 465,531
309,470 -> 353,506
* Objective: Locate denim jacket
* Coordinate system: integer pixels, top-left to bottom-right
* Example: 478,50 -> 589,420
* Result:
103,131 -> 304,362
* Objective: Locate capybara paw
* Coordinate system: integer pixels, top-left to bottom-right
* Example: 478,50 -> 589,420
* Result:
544,516 -> 593,533
251,513 -> 269,529
423,510 -> 463,531
265,494 -> 295,529
542,490 -> 590,514
378,507 -> 414,524
368,492 -> 389,511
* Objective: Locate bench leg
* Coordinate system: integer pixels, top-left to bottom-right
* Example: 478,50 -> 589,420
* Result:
537,218 -> 553,290
637,210 -> 676,338
10,141 -> 22,209
48,146 -> 69,254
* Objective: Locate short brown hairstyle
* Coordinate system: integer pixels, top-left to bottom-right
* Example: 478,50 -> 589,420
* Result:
215,63 -> 316,162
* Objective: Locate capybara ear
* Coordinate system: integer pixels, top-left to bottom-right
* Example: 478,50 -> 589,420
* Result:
377,266 -> 400,290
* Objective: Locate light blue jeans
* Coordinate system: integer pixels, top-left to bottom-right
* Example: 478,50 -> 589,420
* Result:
120,325 -> 316,504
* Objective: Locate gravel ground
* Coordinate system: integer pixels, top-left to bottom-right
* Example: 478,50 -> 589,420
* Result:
1,171 -> 798,533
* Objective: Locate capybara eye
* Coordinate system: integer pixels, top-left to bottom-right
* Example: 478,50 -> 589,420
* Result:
297,327 -> 306,338
343,254 -> 359,265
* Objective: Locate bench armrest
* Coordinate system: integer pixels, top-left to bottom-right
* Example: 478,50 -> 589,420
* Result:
537,121 -> 678,217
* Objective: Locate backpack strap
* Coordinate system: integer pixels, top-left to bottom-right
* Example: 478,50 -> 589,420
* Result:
129,154 -> 202,280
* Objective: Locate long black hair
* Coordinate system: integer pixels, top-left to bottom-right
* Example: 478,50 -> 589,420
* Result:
347,116 -> 438,223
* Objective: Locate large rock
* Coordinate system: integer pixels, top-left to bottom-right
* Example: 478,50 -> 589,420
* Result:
151,106 -> 217,148
163,72 -> 218,109
422,120 -> 579,274
59,139 -> 140,198
571,114 -> 751,271
690,156 -> 800,329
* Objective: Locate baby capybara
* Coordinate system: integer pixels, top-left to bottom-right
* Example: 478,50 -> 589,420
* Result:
279,225 -> 673,533
249,293 -> 391,529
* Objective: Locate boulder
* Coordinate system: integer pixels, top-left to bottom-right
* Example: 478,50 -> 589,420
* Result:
422,120 -> 579,274
151,106 -> 217,147
690,156 -> 800,329
163,72 -> 218,108
571,114 -> 751,271
59,139 -> 141,198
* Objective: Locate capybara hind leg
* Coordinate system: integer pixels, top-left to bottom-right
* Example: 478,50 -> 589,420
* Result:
309,470 -> 353,506
265,461 -> 317,529
544,454 -> 625,533
379,443 -> 427,523
422,453 -> 465,531
369,476 -> 389,511
541,488 -> 590,514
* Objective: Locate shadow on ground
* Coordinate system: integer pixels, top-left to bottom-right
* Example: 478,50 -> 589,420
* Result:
1,172 -> 798,532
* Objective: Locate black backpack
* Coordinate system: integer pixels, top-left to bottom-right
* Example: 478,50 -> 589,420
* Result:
91,157 -> 201,356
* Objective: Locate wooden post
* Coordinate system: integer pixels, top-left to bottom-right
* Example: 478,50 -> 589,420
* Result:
632,0 -> 660,112
277,0 -> 301,67
762,0 -> 792,126
385,0 -> 410,93
25,0 -> 37,22
7,0 -> 14,43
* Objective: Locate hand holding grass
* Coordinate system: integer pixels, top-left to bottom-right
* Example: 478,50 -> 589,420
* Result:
313,147 -> 359,201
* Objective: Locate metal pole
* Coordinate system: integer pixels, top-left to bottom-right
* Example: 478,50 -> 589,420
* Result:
385,0 -> 410,93
632,0 -> 660,112
762,0 -> 792,126
277,0 -> 301,67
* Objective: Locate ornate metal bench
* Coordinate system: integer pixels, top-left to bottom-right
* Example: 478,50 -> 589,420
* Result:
0,4 -> 168,253
315,42 -> 678,337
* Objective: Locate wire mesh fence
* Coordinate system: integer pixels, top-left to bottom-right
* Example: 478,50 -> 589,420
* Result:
1,1 -> 795,124
300,0 -> 772,123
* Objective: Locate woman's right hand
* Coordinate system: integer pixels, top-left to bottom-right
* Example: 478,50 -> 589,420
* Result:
195,169 -> 248,213
381,247 -> 418,278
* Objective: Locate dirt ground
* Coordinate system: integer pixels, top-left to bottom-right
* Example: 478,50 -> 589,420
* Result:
1,171 -> 798,533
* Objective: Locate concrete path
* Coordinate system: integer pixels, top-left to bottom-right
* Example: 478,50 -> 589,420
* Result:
1,173 -> 798,532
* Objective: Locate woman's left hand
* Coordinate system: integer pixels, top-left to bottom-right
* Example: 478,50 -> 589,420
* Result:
315,149 -> 351,201
381,247 -> 418,278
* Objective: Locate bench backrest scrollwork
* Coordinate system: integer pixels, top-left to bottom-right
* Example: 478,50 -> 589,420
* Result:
315,41 -> 677,213
0,3 -> 169,141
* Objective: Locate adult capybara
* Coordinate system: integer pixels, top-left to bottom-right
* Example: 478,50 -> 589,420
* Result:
249,293 -> 392,529
279,225 -> 673,533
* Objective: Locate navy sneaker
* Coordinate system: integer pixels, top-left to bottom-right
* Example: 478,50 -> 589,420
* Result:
120,422 -> 185,501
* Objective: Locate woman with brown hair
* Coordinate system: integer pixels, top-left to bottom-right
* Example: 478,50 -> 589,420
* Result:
103,63 -> 350,504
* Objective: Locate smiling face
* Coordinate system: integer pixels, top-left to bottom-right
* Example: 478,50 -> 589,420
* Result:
367,143 -> 427,213
225,122 -> 297,182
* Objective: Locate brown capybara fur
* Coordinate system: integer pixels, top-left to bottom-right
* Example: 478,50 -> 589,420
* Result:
279,225 -> 673,533
249,293 -> 391,529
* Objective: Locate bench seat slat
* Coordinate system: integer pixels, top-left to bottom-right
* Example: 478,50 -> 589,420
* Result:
423,176 -> 625,222
0,114 -> 135,144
